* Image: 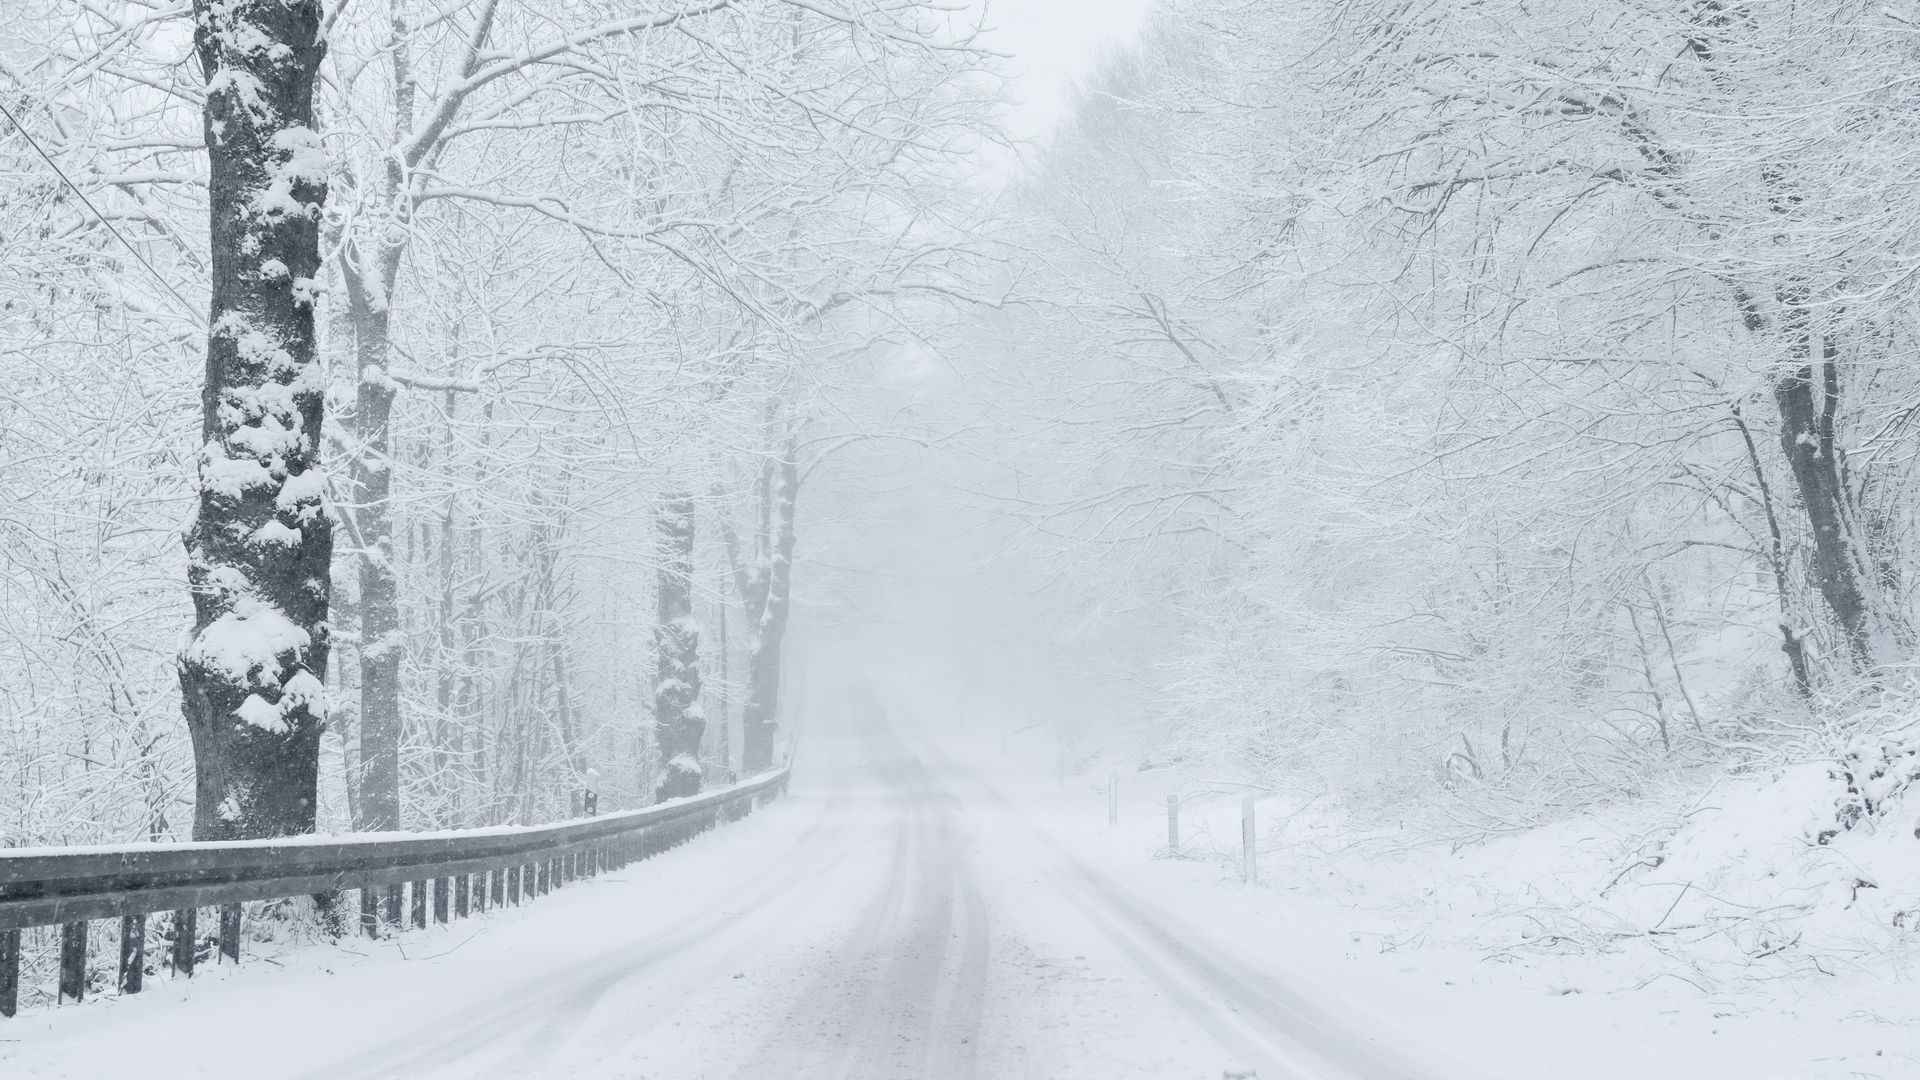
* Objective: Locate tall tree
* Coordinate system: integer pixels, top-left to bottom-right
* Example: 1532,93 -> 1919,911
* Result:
652,492 -> 703,800
725,418 -> 798,773
178,0 -> 333,840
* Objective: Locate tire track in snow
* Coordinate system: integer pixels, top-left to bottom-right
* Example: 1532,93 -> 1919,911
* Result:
922,811 -> 992,1080
729,715 -> 993,1079
922,735 -> 1442,1080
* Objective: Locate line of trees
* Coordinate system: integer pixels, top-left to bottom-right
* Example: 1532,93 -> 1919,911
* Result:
967,0 -> 1920,823
0,0 -> 996,845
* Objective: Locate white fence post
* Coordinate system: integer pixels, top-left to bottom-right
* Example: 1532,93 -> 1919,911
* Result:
1240,795 -> 1257,883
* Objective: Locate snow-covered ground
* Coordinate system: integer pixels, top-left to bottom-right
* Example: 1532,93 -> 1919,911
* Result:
999,742 -> 1920,1080
8,701 -> 1914,1078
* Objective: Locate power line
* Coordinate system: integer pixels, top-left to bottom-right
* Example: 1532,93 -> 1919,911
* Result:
0,96 -> 204,325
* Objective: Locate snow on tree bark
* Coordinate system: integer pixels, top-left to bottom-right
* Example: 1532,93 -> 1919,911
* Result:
180,0 -> 332,841
1770,305 -> 1884,672
346,300 -> 402,830
714,558 -> 734,781
743,434 -> 797,773
337,11 -> 414,831
653,492 -> 704,801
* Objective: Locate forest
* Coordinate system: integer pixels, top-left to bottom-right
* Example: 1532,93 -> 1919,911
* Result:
7,0 -> 1920,1056
2,0 -> 998,844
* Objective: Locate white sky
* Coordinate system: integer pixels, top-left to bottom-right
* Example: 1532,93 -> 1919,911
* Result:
977,0 -> 1155,145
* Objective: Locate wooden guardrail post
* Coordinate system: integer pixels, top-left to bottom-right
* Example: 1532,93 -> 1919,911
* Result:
119,914 -> 145,993
0,928 -> 18,1017
433,877 -> 449,924
360,886 -> 379,937
171,908 -> 196,975
384,883 -> 403,927
454,873 -> 470,919
59,920 -> 87,1001
218,903 -> 241,964
410,879 -> 427,929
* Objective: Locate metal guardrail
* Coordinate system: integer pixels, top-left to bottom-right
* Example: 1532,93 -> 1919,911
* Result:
0,766 -> 791,1017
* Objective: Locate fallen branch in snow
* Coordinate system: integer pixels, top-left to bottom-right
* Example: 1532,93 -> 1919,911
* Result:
1599,854 -> 1666,898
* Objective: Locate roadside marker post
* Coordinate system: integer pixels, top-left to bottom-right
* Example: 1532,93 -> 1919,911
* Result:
1241,796 -> 1257,883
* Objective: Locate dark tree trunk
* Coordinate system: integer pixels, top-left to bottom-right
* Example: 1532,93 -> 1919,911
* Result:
181,0 -> 332,841
1771,294 -> 1882,671
654,493 -> 704,801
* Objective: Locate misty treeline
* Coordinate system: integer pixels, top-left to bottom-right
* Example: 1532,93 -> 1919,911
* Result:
966,0 -> 1920,828
0,0 -> 993,845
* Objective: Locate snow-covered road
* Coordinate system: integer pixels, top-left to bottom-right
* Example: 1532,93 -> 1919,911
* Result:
4,708 -> 1439,1080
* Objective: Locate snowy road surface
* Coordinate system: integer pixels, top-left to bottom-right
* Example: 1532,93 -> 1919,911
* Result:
5,709 -> 1443,1080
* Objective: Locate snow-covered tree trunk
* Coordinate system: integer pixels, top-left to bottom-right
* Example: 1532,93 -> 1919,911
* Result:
180,0 -> 333,841
653,492 -> 703,801
742,439 -> 797,773
433,389 -> 464,825
337,7 -> 415,830
346,296 -> 402,830
714,559 -> 733,780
